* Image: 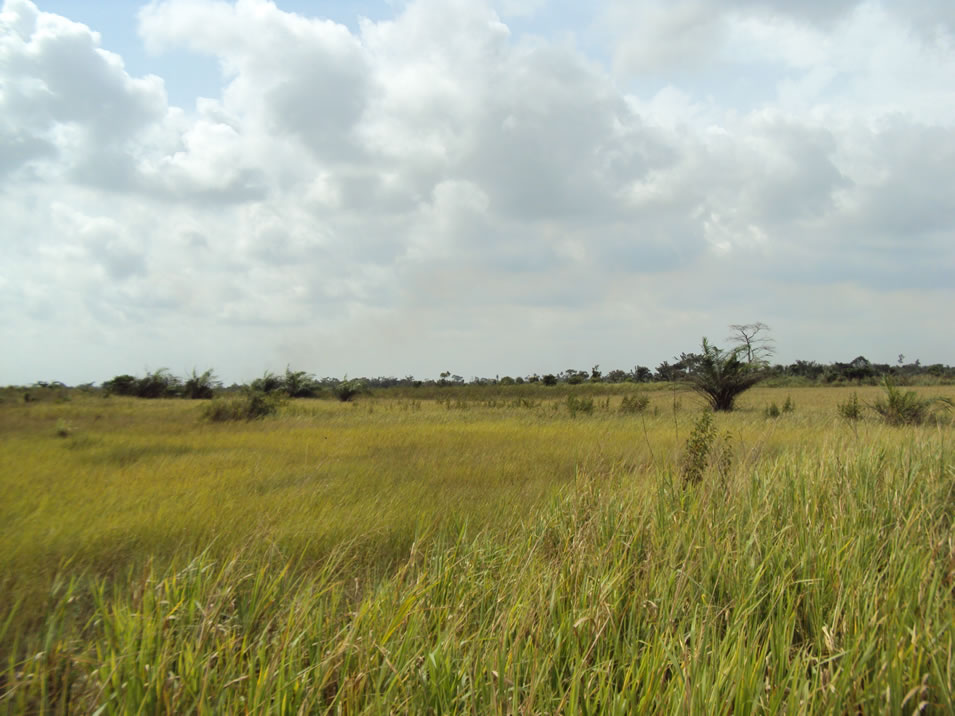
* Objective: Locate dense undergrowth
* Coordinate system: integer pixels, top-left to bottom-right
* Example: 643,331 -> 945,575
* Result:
1,387 -> 953,712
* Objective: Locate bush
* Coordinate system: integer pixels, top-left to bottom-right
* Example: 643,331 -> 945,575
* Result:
54,419 -> 73,438
103,370 -> 181,399
566,395 -> 594,417
871,378 -> 952,426
838,392 -> 863,421
136,369 -> 181,399
101,374 -> 139,397
183,369 -> 220,400
681,411 -> 716,484
249,371 -> 285,394
619,394 -> 650,414
764,402 -> 781,419
332,379 -> 365,402
203,391 -> 282,422
680,411 -> 733,485
283,368 -> 321,398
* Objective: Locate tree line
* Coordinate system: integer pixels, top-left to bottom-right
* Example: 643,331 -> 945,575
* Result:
53,353 -> 955,401
16,324 -> 955,401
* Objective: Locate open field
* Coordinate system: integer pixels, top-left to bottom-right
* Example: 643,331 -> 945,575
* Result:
1,384 -> 954,712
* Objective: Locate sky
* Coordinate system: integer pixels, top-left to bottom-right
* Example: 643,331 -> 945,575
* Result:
1,0 -> 953,385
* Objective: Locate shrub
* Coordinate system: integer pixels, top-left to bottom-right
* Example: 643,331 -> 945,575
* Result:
249,371 -> 285,394
681,411 -> 716,484
764,402 -> 781,419
782,395 -> 795,413
183,369 -> 220,400
680,411 -> 733,485
871,378 -> 952,426
684,339 -> 766,412
838,392 -> 863,421
203,391 -> 282,422
619,394 -> 650,414
566,395 -> 594,417
136,369 -> 181,398
102,374 -> 139,396
283,367 -> 320,398
541,374 -> 558,386
332,378 -> 365,402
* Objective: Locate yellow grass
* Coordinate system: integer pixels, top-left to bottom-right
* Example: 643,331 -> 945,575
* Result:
1,383 -> 953,711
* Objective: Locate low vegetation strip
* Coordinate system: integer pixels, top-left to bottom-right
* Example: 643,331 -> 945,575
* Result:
1,387 -> 953,712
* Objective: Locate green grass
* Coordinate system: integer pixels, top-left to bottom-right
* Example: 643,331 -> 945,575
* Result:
1,386 -> 953,712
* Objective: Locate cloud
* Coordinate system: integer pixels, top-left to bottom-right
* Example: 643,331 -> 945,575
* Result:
0,0 -> 167,185
606,0 -> 954,78
0,0 -> 953,384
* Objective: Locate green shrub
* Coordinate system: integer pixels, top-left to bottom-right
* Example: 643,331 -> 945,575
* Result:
136,369 -> 182,398
101,374 -> 139,396
283,367 -> 320,398
838,392 -> 863,421
764,402 -> 781,419
332,378 -> 365,402
183,369 -> 220,400
249,371 -> 285,394
619,394 -> 650,414
680,411 -> 733,485
566,395 -> 594,417
872,378 -> 952,426
54,420 -> 73,438
681,411 -> 716,484
202,391 -> 281,422
782,395 -> 795,413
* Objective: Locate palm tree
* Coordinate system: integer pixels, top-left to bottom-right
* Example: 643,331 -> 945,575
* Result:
685,339 -> 766,411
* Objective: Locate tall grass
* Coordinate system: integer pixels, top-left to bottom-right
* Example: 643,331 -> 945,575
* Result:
1,387 -> 953,712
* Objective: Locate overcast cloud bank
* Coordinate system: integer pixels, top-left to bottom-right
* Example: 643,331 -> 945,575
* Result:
1,0 -> 953,384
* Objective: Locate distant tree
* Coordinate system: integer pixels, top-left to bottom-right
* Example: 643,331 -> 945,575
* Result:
655,361 -> 678,382
787,360 -> 824,380
183,369 -> 220,399
605,369 -> 629,383
846,356 -> 876,383
283,366 -> 319,398
250,371 -> 284,394
102,374 -> 139,396
590,365 -> 602,382
565,369 -> 587,385
136,369 -> 181,398
542,374 -> 558,386
332,377 -> 365,402
728,322 -> 775,364
675,351 -> 702,376
632,366 -> 653,383
685,339 -> 766,412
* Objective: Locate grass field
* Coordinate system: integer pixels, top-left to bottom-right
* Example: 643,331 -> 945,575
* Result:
1,384 -> 953,713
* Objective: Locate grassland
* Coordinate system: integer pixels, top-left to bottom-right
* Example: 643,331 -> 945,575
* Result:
1,384 -> 953,713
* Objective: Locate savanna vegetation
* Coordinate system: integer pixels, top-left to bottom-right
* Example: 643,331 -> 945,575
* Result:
1,372 -> 953,712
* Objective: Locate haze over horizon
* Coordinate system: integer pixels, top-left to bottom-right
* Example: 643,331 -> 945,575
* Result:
2,0 -> 953,386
